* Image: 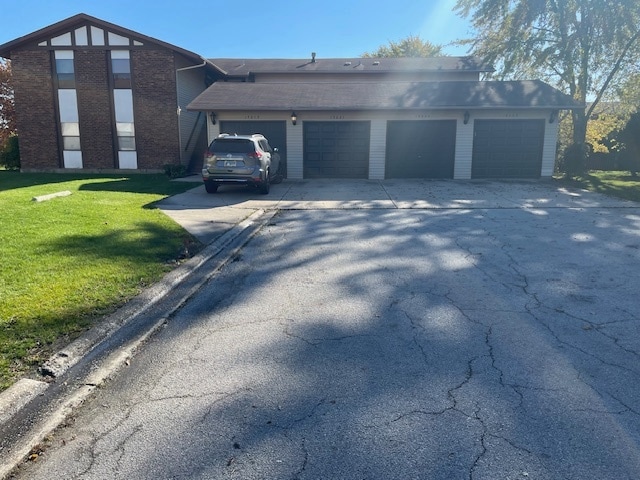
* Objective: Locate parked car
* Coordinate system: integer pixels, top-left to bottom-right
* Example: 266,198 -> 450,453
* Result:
202,134 -> 282,194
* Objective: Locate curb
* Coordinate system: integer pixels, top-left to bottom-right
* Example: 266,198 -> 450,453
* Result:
0,208 -> 278,479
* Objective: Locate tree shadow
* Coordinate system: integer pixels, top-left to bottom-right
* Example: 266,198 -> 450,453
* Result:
39,220 -> 192,265
70,203 -> 640,479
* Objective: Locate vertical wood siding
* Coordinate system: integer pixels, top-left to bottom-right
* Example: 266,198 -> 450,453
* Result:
287,122 -> 304,179
541,120 -> 559,176
369,119 -> 387,179
176,63 -> 207,165
454,117 -> 473,179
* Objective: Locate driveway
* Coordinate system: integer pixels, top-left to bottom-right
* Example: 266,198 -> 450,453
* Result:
159,179 -> 635,245
14,179 -> 640,479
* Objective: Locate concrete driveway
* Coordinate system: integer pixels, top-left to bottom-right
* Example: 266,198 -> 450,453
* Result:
159,178 -> 636,245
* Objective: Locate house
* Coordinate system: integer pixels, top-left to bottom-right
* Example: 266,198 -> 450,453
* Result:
0,13 -> 222,172
0,13 -> 582,179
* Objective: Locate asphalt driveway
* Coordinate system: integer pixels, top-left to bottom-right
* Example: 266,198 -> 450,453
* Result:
12,179 -> 640,479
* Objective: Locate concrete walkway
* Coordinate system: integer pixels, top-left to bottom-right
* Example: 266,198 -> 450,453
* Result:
159,178 -> 636,245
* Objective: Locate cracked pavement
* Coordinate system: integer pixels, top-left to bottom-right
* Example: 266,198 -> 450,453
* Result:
12,183 -> 640,479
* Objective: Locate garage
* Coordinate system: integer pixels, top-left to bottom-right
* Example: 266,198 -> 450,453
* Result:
219,120 -> 287,176
303,121 -> 370,178
472,120 -> 545,178
385,120 -> 456,179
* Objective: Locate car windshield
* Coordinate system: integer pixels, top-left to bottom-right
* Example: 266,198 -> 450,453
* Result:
210,139 -> 254,154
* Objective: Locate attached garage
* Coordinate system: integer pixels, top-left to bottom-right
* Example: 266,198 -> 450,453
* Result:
219,120 -> 288,176
190,79 -> 582,180
472,120 -> 545,179
303,122 -> 370,178
385,120 -> 456,179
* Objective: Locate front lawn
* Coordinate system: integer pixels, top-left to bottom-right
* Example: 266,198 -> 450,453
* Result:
558,171 -> 640,203
0,172 -> 201,391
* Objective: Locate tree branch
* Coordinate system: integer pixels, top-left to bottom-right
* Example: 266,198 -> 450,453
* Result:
587,29 -> 640,119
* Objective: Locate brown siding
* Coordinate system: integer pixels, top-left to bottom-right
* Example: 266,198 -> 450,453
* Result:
132,49 -> 179,169
75,49 -> 116,169
11,49 -> 59,169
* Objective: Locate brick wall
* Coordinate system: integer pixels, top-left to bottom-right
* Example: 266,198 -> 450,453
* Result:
11,50 -> 60,169
75,50 -> 115,169
10,46 -> 183,172
132,49 -> 180,169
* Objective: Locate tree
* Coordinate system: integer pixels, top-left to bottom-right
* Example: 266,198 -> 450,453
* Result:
362,35 -> 443,58
612,109 -> 640,175
0,59 -> 16,149
455,0 -> 640,174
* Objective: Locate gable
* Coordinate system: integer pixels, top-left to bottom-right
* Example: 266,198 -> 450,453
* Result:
35,24 -> 146,49
0,13 -> 209,67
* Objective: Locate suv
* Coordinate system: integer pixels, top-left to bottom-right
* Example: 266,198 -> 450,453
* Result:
202,134 -> 282,194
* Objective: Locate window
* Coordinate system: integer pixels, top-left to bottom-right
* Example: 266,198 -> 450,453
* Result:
55,51 -> 75,88
58,89 -> 81,153
210,139 -> 254,154
111,51 -> 131,89
110,50 -> 137,167
116,122 -> 136,151
61,122 -> 81,151
54,52 -> 83,168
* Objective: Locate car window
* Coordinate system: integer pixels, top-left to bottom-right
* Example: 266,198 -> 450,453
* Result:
210,139 -> 253,154
258,139 -> 271,152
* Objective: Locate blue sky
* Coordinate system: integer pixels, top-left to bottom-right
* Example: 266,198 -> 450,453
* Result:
0,0 -> 473,58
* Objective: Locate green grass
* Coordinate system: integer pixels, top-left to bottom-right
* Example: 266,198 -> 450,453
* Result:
0,172 -> 201,390
558,170 -> 640,203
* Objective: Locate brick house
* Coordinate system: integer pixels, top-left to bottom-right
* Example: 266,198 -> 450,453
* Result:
0,13 -> 222,172
0,13 -> 582,178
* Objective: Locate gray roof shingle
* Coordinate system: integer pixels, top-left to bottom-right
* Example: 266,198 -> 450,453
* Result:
208,56 -> 493,76
187,80 -> 583,111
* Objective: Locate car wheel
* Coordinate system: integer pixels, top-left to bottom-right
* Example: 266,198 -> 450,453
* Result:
258,171 -> 270,194
272,162 -> 285,184
204,181 -> 218,194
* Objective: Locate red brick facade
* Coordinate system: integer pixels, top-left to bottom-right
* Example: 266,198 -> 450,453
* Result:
11,49 -> 60,170
9,45 -> 183,171
0,14 -> 213,172
132,49 -> 180,170
75,49 -> 115,169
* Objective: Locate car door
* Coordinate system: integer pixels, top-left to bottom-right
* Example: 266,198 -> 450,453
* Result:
260,139 -> 280,179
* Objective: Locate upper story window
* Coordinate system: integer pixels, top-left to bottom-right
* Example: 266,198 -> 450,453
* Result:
111,50 -> 131,89
54,51 -> 75,88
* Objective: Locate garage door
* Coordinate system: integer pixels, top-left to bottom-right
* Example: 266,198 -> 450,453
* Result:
472,120 -> 545,178
385,120 -> 456,179
219,121 -> 287,176
304,122 -> 370,178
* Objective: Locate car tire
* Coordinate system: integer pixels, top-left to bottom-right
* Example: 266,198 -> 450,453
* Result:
272,162 -> 285,184
258,171 -> 270,195
204,181 -> 218,194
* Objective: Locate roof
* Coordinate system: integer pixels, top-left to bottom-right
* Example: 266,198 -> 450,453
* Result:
209,56 -> 493,76
0,13 -> 219,73
187,80 -> 584,112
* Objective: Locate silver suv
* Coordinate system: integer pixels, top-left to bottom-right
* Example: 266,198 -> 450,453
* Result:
202,134 -> 282,194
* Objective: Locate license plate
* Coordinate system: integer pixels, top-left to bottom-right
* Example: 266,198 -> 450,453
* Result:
224,160 -> 237,167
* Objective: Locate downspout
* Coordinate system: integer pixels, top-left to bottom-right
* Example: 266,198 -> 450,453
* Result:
175,59 -> 207,165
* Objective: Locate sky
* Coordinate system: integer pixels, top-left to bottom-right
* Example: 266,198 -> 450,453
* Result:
0,0 -> 474,59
